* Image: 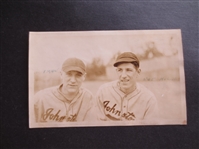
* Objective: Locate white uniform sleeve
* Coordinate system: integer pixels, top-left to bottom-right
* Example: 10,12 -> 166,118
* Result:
144,95 -> 159,122
82,94 -> 94,121
34,92 -> 44,122
94,89 -> 108,121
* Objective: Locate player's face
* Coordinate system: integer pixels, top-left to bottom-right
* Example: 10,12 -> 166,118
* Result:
116,63 -> 140,93
61,70 -> 85,94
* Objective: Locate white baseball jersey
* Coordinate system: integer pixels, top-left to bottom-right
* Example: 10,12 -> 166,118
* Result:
95,80 -> 158,121
34,84 -> 93,122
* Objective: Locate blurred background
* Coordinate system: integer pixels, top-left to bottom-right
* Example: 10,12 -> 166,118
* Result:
31,30 -> 186,122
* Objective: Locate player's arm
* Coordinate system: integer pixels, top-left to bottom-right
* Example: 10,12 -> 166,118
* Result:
82,93 -> 94,121
144,95 -> 159,122
94,89 -> 107,121
34,92 -> 44,123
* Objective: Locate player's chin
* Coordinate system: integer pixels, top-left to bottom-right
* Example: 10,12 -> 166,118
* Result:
120,83 -> 130,89
67,88 -> 78,94
120,81 -> 130,86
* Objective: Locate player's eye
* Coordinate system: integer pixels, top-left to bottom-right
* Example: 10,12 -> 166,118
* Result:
117,69 -> 122,72
66,72 -> 72,76
76,73 -> 82,77
126,69 -> 133,72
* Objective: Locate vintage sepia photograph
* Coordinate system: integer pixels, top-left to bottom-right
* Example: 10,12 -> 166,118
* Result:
29,30 -> 186,128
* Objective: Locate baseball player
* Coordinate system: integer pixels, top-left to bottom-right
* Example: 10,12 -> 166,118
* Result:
95,52 -> 158,121
34,58 -> 93,123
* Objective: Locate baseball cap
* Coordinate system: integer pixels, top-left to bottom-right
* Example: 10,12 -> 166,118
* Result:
62,58 -> 86,74
113,52 -> 139,67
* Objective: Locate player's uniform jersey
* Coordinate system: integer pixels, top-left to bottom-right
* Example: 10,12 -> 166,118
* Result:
34,84 -> 93,122
95,81 -> 158,121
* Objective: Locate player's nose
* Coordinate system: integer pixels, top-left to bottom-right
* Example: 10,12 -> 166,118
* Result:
121,70 -> 127,78
70,75 -> 76,82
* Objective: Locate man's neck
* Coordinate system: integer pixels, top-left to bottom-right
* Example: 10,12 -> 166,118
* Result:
60,86 -> 78,102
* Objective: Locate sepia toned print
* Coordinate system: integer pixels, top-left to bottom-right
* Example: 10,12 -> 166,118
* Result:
95,52 -> 158,121
29,30 -> 186,128
34,58 -> 93,123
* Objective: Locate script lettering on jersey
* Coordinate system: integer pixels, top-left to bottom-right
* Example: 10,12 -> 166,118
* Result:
42,108 -> 77,122
103,101 -> 136,120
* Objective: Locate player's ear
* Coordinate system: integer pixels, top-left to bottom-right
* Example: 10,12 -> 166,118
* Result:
82,73 -> 86,81
137,68 -> 141,74
135,68 -> 141,79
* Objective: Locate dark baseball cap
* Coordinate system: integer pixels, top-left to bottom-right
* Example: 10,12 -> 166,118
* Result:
62,58 -> 86,74
113,52 -> 139,67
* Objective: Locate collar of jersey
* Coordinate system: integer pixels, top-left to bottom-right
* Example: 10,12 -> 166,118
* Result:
112,81 -> 141,100
52,84 -> 83,104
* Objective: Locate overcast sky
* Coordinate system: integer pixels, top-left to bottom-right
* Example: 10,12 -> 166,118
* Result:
29,30 -> 182,71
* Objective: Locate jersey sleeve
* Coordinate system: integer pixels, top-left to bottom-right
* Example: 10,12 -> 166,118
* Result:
82,93 -> 94,121
94,88 -> 108,121
34,92 -> 44,122
144,95 -> 159,122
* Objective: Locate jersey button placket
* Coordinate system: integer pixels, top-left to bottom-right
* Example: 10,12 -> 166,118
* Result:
123,96 -> 128,113
67,105 -> 72,121
121,95 -> 127,120
64,102 -> 70,121
123,96 -> 127,120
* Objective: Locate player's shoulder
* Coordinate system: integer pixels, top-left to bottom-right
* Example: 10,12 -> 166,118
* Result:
98,80 -> 117,91
137,83 -> 156,99
34,86 -> 58,97
80,87 -> 93,99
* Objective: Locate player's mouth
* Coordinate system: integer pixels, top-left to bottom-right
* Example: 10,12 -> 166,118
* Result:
120,80 -> 130,85
121,80 -> 129,82
68,84 -> 78,87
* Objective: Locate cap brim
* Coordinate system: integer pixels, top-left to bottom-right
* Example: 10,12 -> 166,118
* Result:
113,58 -> 137,67
62,66 -> 85,74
